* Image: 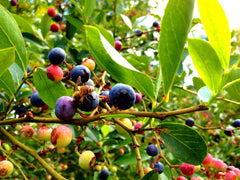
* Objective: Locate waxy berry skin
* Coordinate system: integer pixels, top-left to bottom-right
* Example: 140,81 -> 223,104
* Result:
47,65 -> 63,82
152,21 -> 160,28
185,118 -> 195,127
70,65 -> 90,83
47,8 -> 57,17
146,144 -> 159,156
109,83 -> 136,110
48,47 -> 66,65
30,92 -> 46,107
51,125 -> 72,147
180,163 -> 195,176
233,119 -> 240,128
99,169 -> 110,180
37,126 -> 52,141
10,0 -> 17,6
55,96 -> 76,121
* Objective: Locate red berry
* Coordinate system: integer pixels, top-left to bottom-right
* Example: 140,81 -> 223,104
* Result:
134,122 -> 145,134
176,176 -> 187,180
202,153 -> 212,165
51,125 -> 72,147
47,65 -> 63,82
50,24 -> 60,32
20,125 -> 35,138
180,163 -> 195,176
10,0 -> 17,6
47,8 -> 57,17
224,171 -> 237,180
114,40 -> 122,51
157,25 -> 161,32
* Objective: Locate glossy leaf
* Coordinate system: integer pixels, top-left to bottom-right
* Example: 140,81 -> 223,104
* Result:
0,70 -> 15,97
158,0 -> 195,101
33,68 -> 68,108
160,123 -> 207,165
94,24 -> 114,46
141,170 -> 158,180
198,0 -> 230,70
85,126 -> 99,142
192,77 -> 205,91
40,14 -> 51,39
85,26 -> 155,101
188,39 -> 222,94
0,5 -> 27,73
84,0 -> 96,20
9,63 -> 24,86
120,14 -> 132,30
64,15 -> 84,30
0,47 -> 15,77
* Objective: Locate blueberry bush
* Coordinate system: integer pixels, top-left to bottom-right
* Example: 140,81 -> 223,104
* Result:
0,0 -> 239,179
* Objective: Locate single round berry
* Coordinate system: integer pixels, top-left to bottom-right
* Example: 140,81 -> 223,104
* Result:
48,47 -> 66,65
30,92 -> 46,107
50,23 -> 60,32
146,144 -> 158,156
60,24 -> 66,32
180,163 -> 195,176
202,153 -> 212,165
134,122 -> 145,134
51,125 -> 72,147
115,118 -> 132,134
152,21 -> 159,28
55,96 -> 76,121
135,93 -> 142,104
157,25 -> 161,32
47,65 -> 63,82
212,159 -> 227,172
0,160 -> 14,178
78,150 -> 96,170
52,13 -> 62,22
233,119 -> 240,128
15,105 -> 27,117
99,169 -> 110,180
20,125 -> 35,138
224,171 -> 237,180
135,29 -> 143,37
176,176 -> 187,180
70,65 -> 91,83
109,83 -> 136,110
47,8 -> 57,17
37,126 -> 52,141
153,162 -> 164,174
81,59 -> 95,71
114,40 -> 122,51
10,0 -> 17,6
185,118 -> 195,127
224,127 -> 234,136
27,65 -> 31,73
77,91 -> 99,112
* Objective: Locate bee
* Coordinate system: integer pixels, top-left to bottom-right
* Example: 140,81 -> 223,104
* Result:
72,77 -> 95,106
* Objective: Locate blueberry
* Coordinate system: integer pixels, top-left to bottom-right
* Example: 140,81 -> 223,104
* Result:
152,21 -> 159,28
146,144 -> 158,156
185,118 -> 195,127
233,119 -> 240,128
70,65 -> 90,83
27,66 -> 31,73
16,105 -> 27,117
224,127 -> 234,136
78,91 -> 99,111
153,162 -> 164,174
55,96 -> 76,121
99,169 -> 109,180
52,13 -> 62,22
135,29 -> 143,37
109,83 -> 136,110
48,47 -> 66,65
30,92 -> 46,107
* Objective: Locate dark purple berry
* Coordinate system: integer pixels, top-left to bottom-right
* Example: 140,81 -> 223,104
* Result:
146,144 -> 158,156
99,169 -> 109,180
10,0 -> 17,6
55,96 -> 76,121
153,162 -> 164,174
70,65 -> 90,83
52,13 -> 62,22
224,127 -> 234,136
16,105 -> 27,117
48,47 -> 66,65
78,92 -> 99,111
30,92 -> 46,107
135,29 -> 143,37
135,93 -> 142,104
109,83 -> 136,110
185,118 -> 195,127
27,66 -> 31,73
152,21 -> 159,28
233,119 -> 240,128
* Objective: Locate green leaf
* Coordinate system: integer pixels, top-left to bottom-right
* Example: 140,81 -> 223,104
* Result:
158,0 -> 195,101
94,24 -> 114,47
198,86 -> 213,103
84,0 -> 96,20
141,170 -> 158,180
64,15 -> 84,30
120,14 -> 132,30
9,63 -> 24,86
192,77 -> 205,91
40,14 -> 51,39
160,123 -> 207,165
0,5 -> 27,73
0,47 -> 15,77
188,39 -> 223,94
101,125 -> 110,138
85,25 -> 155,101
0,99 -> 7,113
85,126 -> 99,142
33,68 -> 68,108
0,69 -> 15,97
198,0 -> 230,70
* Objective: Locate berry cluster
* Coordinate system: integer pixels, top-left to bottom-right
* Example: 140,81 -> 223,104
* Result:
47,8 -> 65,33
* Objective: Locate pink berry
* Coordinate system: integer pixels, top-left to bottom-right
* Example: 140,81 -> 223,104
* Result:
135,93 -> 142,104
0,160 -> 14,178
191,177 -> 204,180
213,159 -> 227,172
176,176 -> 187,180
157,25 -> 161,32
51,125 -> 72,147
224,171 -> 237,180
114,40 -> 122,51
20,125 -> 34,138
50,24 -> 60,33
60,24 -> 66,32
37,126 -> 52,141
134,122 -> 145,134
47,65 -> 63,82
47,8 -> 57,17
180,163 -> 195,176
202,153 -> 212,165
81,58 -> 96,71
229,166 -> 240,177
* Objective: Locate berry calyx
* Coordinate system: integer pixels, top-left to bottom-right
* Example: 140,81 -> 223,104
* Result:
146,144 -> 158,156
50,23 -> 60,33
51,125 -> 72,147
0,160 -> 14,178
20,125 -> 35,138
185,118 -> 195,127
180,163 -> 195,176
78,150 -> 96,169
47,8 -> 57,17
48,47 -> 66,65
47,65 -> 63,82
